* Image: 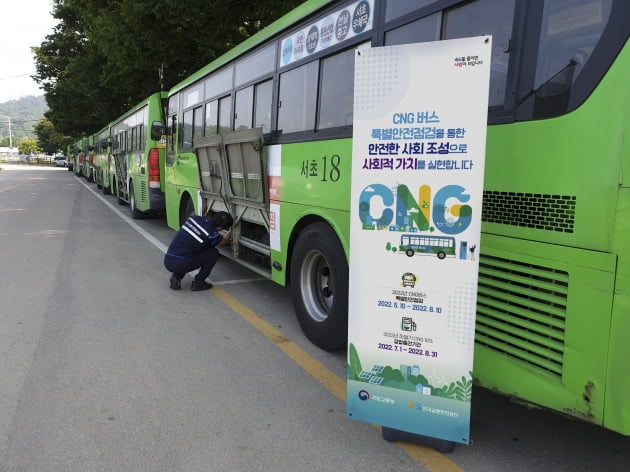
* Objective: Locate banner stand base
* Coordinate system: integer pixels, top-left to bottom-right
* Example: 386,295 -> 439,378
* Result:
382,426 -> 457,453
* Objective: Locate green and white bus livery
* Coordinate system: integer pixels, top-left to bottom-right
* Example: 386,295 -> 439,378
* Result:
110,92 -> 167,219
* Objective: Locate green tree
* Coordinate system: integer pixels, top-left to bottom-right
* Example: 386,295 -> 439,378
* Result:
33,0 -> 307,138
19,139 -> 40,156
0,137 -> 14,147
34,118 -> 73,155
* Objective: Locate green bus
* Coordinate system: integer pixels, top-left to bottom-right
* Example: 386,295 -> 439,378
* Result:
66,144 -> 74,172
93,124 -> 111,192
71,137 -> 86,178
80,135 -> 95,182
109,92 -> 167,219
72,137 -> 93,180
162,0 -> 629,435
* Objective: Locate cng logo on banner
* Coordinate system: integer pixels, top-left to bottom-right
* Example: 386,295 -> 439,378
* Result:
358,183 -> 473,235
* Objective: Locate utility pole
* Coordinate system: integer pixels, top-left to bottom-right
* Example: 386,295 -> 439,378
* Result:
0,115 -> 13,148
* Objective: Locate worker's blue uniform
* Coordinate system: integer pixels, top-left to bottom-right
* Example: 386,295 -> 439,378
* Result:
164,215 -> 223,284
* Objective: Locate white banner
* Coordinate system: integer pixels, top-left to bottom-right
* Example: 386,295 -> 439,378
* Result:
347,37 -> 492,445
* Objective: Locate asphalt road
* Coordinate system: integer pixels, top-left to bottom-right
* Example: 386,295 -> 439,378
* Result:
1,163 -> 629,472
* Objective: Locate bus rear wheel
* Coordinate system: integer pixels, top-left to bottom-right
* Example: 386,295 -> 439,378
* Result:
290,222 -> 348,351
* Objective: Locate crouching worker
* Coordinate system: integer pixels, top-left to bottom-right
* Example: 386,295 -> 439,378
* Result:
164,211 -> 233,291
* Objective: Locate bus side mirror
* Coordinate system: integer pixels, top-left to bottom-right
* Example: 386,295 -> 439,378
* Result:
151,121 -> 164,141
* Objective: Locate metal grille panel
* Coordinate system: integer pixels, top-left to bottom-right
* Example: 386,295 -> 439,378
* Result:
475,254 -> 568,377
482,191 -> 576,233
141,181 -> 147,204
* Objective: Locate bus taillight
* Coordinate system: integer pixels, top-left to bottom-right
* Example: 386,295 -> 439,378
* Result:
148,148 -> 160,188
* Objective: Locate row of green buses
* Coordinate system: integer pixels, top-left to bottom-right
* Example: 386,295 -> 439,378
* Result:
69,0 -> 630,435
69,93 -> 167,218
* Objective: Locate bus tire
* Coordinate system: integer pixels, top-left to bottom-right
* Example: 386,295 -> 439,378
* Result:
437,251 -> 446,260
406,249 -> 415,257
290,222 -> 348,351
129,183 -> 145,219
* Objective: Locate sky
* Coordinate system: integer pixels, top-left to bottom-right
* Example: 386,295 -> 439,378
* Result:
0,0 -> 57,104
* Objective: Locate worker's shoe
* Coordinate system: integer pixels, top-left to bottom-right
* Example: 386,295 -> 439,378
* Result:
169,274 -> 181,290
191,281 -> 213,291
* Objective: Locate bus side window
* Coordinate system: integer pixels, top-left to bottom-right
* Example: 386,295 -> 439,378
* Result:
532,0 -> 612,118
384,12 -> 441,45
218,95 -> 232,134
234,80 -> 272,132
318,48 -> 355,129
205,100 -> 218,136
182,109 -> 193,149
166,115 -> 177,166
385,0 -> 436,22
234,86 -> 254,130
254,79 -> 273,133
277,61 -> 318,134
443,0 -> 516,109
193,106 -> 204,143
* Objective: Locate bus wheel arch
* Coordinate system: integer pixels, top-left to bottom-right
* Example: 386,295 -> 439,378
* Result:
289,220 -> 348,351
129,180 -> 145,219
179,193 -> 195,226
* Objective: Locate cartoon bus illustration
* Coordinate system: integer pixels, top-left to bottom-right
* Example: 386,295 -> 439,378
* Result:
399,234 -> 456,259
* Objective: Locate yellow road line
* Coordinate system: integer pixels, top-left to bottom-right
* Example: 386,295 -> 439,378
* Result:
0,178 -> 33,192
213,287 -> 465,472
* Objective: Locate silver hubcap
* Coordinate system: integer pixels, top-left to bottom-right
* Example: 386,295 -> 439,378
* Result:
299,249 -> 334,322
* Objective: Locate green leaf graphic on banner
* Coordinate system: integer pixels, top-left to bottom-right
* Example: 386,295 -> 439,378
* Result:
348,343 -> 362,380
455,375 -> 473,402
431,374 -> 473,402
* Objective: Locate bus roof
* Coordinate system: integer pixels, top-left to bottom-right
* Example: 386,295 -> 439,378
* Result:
110,91 -> 167,126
